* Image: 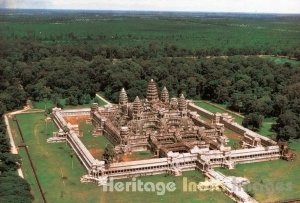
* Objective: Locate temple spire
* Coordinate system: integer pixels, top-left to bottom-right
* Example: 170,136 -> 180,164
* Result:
178,93 -> 187,111
119,88 -> 128,105
146,79 -> 159,103
133,96 -> 142,115
160,86 -> 169,103
170,97 -> 178,110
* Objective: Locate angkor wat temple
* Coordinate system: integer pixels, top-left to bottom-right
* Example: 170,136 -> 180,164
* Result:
48,79 -> 290,203
91,79 -> 228,160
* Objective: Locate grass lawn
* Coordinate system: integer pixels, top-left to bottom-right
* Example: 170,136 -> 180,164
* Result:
12,112 -> 233,203
225,139 -> 240,149
194,101 -> 244,146
217,139 -> 300,202
95,94 -> 109,106
79,121 -> 155,161
193,101 -> 243,124
261,56 -> 300,66
130,151 -> 153,159
258,117 -> 277,138
78,121 -> 111,160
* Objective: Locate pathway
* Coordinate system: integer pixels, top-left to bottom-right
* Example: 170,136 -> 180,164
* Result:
5,112 -> 24,178
96,93 -> 111,105
4,105 -> 44,178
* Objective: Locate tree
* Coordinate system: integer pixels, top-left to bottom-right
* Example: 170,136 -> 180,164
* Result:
273,110 -> 300,140
0,173 -> 33,203
242,113 -> 264,132
0,133 -> 10,153
0,102 -> 6,115
0,153 -> 21,171
102,144 -> 116,164
273,95 -> 288,116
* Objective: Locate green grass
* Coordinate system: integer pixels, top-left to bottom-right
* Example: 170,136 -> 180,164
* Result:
94,96 -> 108,106
194,100 -> 243,137
11,112 -> 233,203
32,100 -> 57,110
194,101 -> 243,124
261,56 -> 300,66
78,121 -> 110,160
79,121 -> 154,161
194,100 -> 245,147
131,151 -> 153,159
216,141 -> 300,203
226,139 -> 240,149
258,117 -> 277,138
194,101 -> 224,114
19,148 -> 44,202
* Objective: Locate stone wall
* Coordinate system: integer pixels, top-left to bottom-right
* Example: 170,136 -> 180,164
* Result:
187,103 -> 277,146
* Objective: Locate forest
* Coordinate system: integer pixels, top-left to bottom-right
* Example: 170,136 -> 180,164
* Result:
1,10 -> 300,59
0,11 -> 300,202
0,39 -> 299,140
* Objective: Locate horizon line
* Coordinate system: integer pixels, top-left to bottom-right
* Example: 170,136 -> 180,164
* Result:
2,8 -> 300,15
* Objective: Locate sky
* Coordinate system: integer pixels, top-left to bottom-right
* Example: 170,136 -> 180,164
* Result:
1,0 -> 300,14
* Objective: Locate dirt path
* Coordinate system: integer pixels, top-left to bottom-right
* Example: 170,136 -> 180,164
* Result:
4,113 -> 24,178
4,104 -> 44,178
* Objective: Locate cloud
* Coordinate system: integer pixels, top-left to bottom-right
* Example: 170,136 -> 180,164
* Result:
1,0 -> 300,14
0,0 -> 52,9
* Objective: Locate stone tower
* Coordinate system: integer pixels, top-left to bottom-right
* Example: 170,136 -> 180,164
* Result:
119,88 -> 128,105
179,94 -> 187,117
146,79 -> 159,103
170,97 -> 178,110
132,96 -> 142,119
120,126 -> 129,145
119,88 -> 128,115
160,86 -> 169,104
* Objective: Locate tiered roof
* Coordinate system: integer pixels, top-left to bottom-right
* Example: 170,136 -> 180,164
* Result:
119,88 -> 128,105
132,96 -> 143,114
146,79 -> 159,103
179,94 -> 187,111
160,86 -> 169,103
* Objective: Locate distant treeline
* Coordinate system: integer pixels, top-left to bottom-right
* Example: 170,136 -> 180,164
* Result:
2,13 -> 300,60
2,37 -> 300,60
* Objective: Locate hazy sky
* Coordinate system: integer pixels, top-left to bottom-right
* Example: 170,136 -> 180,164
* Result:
2,0 -> 300,14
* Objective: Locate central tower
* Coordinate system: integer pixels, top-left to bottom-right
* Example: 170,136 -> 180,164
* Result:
146,79 -> 159,103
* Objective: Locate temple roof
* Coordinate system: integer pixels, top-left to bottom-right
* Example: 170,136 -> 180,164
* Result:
119,88 -> 128,105
179,93 -> 187,111
160,86 -> 169,103
147,79 -> 159,102
133,96 -> 142,114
